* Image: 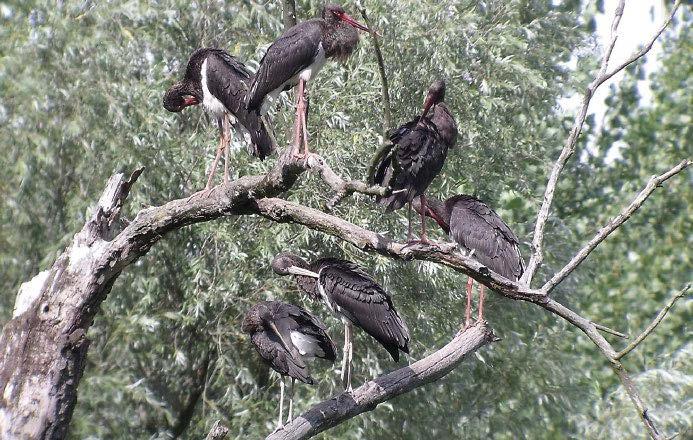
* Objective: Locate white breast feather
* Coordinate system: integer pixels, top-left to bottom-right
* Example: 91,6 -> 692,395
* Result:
290,331 -> 323,358
200,58 -> 229,119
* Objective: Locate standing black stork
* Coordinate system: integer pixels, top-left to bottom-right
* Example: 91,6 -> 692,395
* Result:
242,301 -> 336,431
413,195 -> 524,327
163,48 -> 276,191
270,253 -> 410,391
368,80 -> 458,242
246,4 -> 372,157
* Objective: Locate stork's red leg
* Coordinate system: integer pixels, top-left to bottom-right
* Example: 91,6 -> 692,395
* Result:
406,202 -> 413,241
222,114 -> 231,184
299,81 -> 310,156
477,284 -> 486,323
292,83 -> 303,158
419,194 -> 430,243
205,127 -> 225,191
464,276 -> 473,329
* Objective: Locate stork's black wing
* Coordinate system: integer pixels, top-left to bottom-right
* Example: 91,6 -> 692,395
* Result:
247,20 -> 323,112
447,195 -> 524,280
315,259 -> 410,361
271,302 -> 337,362
366,118 -> 418,187
250,331 -> 313,384
376,119 -> 449,212
205,50 -> 276,159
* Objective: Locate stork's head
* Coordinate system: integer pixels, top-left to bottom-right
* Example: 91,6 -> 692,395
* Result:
412,196 -> 450,233
241,303 -> 272,334
163,82 -> 200,113
322,3 -> 371,32
420,79 -> 446,119
271,253 -> 318,278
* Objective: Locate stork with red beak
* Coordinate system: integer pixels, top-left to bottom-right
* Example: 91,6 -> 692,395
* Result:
246,3 -> 373,157
163,48 -> 276,191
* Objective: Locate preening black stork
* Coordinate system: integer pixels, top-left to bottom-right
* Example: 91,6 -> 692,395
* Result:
413,195 -> 524,326
163,48 -> 276,190
368,80 -> 458,242
271,253 -> 410,391
242,301 -> 336,431
246,3 -> 372,157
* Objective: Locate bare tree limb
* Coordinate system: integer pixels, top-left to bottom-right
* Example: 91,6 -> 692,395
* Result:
591,322 -> 628,340
266,323 -> 497,440
205,420 -> 229,440
615,284 -> 690,361
542,159 -> 691,294
359,6 -> 392,135
521,0 -> 680,284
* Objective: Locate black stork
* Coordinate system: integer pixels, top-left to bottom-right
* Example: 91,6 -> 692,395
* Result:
242,300 -> 336,431
163,48 -> 276,190
246,3 -> 372,157
368,80 -> 458,242
413,195 -> 524,327
271,253 -> 410,391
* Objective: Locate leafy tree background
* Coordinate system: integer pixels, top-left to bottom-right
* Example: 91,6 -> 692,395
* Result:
0,0 -> 689,438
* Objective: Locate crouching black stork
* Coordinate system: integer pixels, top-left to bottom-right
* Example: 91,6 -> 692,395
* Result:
242,301 -> 336,431
368,80 -> 458,242
271,253 -> 410,391
163,48 -> 276,191
413,195 -> 524,327
246,4 -> 372,157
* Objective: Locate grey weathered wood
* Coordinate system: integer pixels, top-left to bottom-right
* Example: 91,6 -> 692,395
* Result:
266,323 -> 497,440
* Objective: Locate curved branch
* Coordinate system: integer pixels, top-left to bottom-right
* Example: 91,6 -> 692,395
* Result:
616,284 -> 690,360
522,0 -> 680,284
542,159 -> 691,294
266,323 -> 497,440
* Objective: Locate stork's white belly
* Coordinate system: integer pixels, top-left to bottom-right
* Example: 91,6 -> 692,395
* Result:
201,58 -> 235,122
290,331 -> 324,358
260,43 -> 326,116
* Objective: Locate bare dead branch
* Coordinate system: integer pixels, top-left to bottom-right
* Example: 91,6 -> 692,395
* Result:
591,322 -> 628,340
542,159 -> 691,293
616,284 -> 690,360
205,420 -> 230,440
611,361 -> 664,440
598,0 -> 682,87
304,154 -> 390,210
266,323 -> 497,440
522,0 -> 679,284
359,6 -> 392,134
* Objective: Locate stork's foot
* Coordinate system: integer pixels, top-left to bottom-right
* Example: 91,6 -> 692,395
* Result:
271,424 -> 284,434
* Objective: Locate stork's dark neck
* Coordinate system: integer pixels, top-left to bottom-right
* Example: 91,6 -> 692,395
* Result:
321,20 -> 359,61
430,103 -> 458,148
425,197 -> 452,234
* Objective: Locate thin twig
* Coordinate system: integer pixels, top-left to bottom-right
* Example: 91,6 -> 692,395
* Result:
359,6 -> 392,135
592,322 -> 628,339
522,0 -> 681,285
616,284 -> 690,360
542,159 -> 691,293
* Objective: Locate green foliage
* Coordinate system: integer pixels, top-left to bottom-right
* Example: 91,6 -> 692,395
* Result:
0,1 -> 689,439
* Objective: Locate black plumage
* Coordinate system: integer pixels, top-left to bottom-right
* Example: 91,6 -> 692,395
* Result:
413,194 -> 524,325
163,48 -> 276,189
246,4 -> 370,157
271,253 -> 410,362
242,300 -> 335,429
246,4 -> 369,114
368,80 -> 458,240
414,195 -> 524,280
242,300 -> 336,384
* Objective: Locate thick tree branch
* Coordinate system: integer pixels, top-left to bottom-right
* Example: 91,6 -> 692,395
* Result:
542,159 -> 691,294
282,0 -> 297,30
205,420 -> 229,440
522,0 -> 680,284
266,323 -> 497,440
615,284 -> 690,361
